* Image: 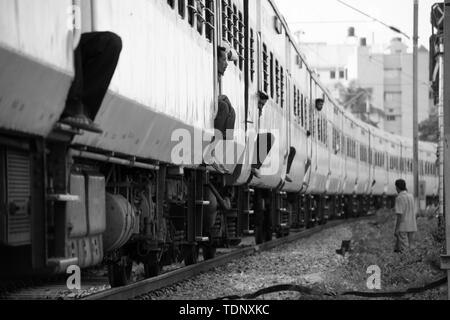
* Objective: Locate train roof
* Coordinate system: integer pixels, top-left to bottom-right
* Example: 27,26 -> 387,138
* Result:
266,0 -> 436,150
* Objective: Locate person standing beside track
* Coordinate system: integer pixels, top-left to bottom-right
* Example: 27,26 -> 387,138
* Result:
394,179 -> 418,253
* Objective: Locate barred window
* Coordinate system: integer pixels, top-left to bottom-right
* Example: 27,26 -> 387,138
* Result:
333,127 -> 341,154
262,44 -> 269,94
221,0 -> 229,41
205,0 -> 215,42
301,94 -> 305,127
232,4 -> 238,53
270,52 -> 274,99
238,11 -> 244,70
179,0 -> 186,18
188,0 -> 195,26
317,116 -> 322,142
275,60 -> 280,104
293,86 -> 298,117
196,0 -> 205,35
250,29 -> 255,81
227,1 -> 233,44
280,67 -> 285,108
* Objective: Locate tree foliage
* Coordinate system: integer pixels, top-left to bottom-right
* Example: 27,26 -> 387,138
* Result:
419,113 -> 439,143
338,81 -> 379,127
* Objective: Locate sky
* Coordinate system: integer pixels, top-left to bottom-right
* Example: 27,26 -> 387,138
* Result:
274,0 -> 437,50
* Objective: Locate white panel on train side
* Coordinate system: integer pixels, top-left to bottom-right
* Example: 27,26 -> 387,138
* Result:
0,0 -> 74,72
0,0 -> 74,136
91,0 -> 214,130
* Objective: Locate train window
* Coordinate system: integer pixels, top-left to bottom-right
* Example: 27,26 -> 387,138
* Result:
341,135 -> 346,155
280,67 -> 285,108
238,11 -> 244,70
168,0 -> 175,9
179,0 -> 186,18
275,60 -> 280,104
232,5 -> 238,52
298,91 -> 305,128
197,0 -> 205,35
250,29 -> 255,81
360,145 -> 366,162
317,116 -> 322,142
227,1 -> 233,44
205,0 -> 215,42
293,86 -> 298,117
221,0 -> 228,41
270,52 -> 274,99
262,44 -> 269,94
188,0 -> 195,26
310,109 -> 315,138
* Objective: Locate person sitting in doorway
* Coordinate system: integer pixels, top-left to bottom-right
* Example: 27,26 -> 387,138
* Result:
214,45 -> 236,140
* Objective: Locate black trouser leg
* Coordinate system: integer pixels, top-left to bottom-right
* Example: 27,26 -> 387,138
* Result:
65,43 -> 84,116
214,98 -> 236,140
65,32 -> 122,119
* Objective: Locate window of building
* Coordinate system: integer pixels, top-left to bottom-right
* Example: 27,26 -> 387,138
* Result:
384,68 -> 401,80
387,116 -> 396,121
330,71 -> 336,79
339,70 -> 345,79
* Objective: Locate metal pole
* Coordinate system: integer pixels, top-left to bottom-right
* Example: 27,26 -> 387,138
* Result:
444,0 -> 450,301
413,0 -> 419,205
438,39 -> 445,244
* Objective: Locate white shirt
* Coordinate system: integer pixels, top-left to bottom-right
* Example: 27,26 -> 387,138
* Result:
395,191 -> 418,233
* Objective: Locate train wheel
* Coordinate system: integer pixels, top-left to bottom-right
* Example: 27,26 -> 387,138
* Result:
202,245 -> 217,261
264,227 -> 273,242
184,245 -> 199,266
255,225 -> 264,245
108,260 -> 133,288
144,254 -> 161,278
144,263 -> 161,278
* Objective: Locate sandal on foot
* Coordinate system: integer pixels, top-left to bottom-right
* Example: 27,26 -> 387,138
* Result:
60,114 -> 103,134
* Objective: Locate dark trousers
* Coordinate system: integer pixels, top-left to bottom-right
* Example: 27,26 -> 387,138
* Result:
65,32 -> 122,119
214,95 -> 236,140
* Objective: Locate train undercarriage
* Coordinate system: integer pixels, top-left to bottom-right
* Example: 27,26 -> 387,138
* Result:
0,130 -> 406,287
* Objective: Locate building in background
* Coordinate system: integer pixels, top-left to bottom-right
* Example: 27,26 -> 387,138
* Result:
300,28 -> 433,138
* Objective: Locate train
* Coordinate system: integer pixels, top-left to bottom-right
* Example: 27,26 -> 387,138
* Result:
0,0 -> 438,287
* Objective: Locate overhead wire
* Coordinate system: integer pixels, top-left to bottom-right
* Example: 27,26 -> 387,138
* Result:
336,0 -> 411,39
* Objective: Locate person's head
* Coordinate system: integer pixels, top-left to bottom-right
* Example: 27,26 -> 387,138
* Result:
218,46 -> 228,76
395,179 -> 407,193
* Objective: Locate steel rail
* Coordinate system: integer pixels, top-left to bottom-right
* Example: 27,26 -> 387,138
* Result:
84,217 -> 371,300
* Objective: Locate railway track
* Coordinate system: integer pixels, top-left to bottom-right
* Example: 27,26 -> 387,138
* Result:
84,217 -> 372,300
0,215 -> 374,300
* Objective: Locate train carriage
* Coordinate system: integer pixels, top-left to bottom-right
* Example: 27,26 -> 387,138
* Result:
0,0 -> 438,286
